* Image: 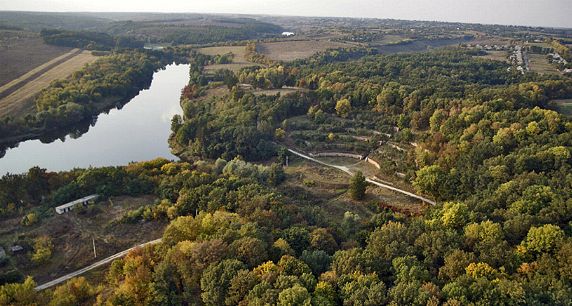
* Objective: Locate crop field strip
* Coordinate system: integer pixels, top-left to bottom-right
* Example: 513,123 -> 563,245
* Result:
0,51 -> 98,118
0,48 -> 82,100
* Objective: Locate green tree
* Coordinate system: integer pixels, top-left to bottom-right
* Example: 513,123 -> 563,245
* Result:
312,281 -> 337,306
278,284 -> 311,306
50,277 -> 95,306
200,259 -> 246,306
310,228 -> 338,254
349,171 -> 367,200
31,236 -> 53,265
414,164 -> 450,200
340,273 -> 387,306
335,98 -> 352,118
519,224 -> 565,256
0,277 -> 48,305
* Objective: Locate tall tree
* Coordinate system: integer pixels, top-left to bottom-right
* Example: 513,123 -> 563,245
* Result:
349,171 -> 367,200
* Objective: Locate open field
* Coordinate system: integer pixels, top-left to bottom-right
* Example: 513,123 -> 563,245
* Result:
259,40 -> 354,62
0,195 -> 166,284
198,46 -> 248,61
375,38 -> 468,54
253,87 -> 308,96
0,48 -> 82,100
0,30 -> 71,87
375,34 -> 408,44
198,45 -> 260,72
0,51 -> 98,119
285,157 -> 425,216
478,50 -> 509,62
528,53 -> 559,75
549,99 -> 572,117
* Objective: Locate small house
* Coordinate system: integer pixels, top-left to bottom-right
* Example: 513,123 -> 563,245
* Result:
55,194 -> 99,214
10,245 -> 23,253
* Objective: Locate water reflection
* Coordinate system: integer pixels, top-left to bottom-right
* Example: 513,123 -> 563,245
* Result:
0,64 -> 190,174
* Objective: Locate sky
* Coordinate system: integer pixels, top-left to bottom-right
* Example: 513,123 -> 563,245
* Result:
1,0 -> 571,28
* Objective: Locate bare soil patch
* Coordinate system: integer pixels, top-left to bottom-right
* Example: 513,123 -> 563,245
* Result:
0,30 -> 71,87
259,40 -> 354,62
0,51 -> 98,119
198,45 -> 260,72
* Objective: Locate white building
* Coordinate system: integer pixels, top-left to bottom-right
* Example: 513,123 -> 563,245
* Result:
282,32 -> 295,37
55,195 -> 99,214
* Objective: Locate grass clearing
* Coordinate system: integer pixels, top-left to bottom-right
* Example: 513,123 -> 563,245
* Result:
285,156 -> 426,217
0,51 -> 98,119
549,99 -> 572,117
259,40 -> 354,62
375,34 -> 408,44
478,50 -> 509,62
198,45 -> 260,72
198,46 -> 248,61
253,87 -> 308,96
528,53 -> 559,75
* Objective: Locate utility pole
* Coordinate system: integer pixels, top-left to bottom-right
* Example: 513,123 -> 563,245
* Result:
92,237 -> 97,258
286,156 -> 289,167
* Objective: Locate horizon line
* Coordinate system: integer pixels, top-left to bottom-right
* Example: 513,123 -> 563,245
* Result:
0,9 -> 571,30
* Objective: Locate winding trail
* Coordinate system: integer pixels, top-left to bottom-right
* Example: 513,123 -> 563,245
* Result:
287,148 -> 436,206
35,239 -> 162,291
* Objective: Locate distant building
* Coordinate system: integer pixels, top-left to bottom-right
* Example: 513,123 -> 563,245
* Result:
55,195 -> 99,214
10,245 -> 23,253
282,32 -> 295,37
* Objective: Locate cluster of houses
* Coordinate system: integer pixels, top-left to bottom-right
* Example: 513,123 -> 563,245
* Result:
548,52 -> 568,65
466,43 -> 512,51
508,45 -> 529,74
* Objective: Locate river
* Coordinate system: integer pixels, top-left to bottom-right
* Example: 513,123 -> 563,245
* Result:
0,64 -> 190,174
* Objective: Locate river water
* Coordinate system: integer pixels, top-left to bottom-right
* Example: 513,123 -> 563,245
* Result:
0,64 -> 190,174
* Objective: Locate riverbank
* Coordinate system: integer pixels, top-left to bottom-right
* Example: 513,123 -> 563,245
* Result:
0,51 -> 164,150
0,64 -> 190,174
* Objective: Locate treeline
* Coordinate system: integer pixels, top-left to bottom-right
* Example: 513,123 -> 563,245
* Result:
40,29 -> 144,50
3,138 -> 571,305
172,88 -> 312,161
108,19 -> 283,45
3,46 -> 572,304
551,39 -> 572,61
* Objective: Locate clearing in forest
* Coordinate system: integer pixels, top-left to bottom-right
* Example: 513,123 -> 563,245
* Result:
198,45 -> 259,72
549,99 -> 572,117
258,40 -> 354,62
528,53 -> 560,75
478,50 -> 509,62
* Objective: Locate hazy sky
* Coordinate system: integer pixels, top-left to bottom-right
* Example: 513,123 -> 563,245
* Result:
1,0 -> 571,28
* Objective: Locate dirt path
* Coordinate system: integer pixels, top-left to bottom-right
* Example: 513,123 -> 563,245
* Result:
287,148 -> 436,205
35,239 -> 162,291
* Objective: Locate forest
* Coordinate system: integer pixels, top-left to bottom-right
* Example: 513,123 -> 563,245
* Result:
1,41 -> 571,305
40,29 -> 145,50
0,7 -> 572,303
